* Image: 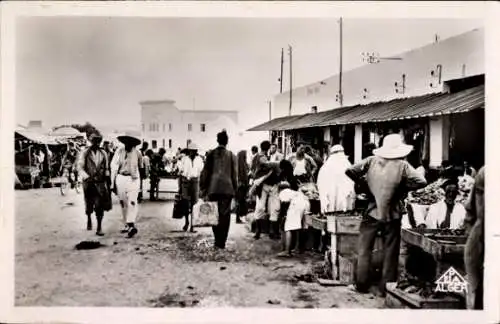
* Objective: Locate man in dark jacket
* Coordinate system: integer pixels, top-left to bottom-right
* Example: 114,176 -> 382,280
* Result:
200,130 -> 238,249
77,133 -> 111,236
464,166 -> 484,309
345,134 -> 427,297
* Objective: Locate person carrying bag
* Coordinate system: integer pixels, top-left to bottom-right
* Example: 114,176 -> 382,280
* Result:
199,130 -> 238,249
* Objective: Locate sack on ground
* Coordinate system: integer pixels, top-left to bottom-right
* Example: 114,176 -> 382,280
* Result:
192,200 -> 219,227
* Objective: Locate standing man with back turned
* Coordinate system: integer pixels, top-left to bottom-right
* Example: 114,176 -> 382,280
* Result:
345,134 -> 427,297
200,130 -> 238,249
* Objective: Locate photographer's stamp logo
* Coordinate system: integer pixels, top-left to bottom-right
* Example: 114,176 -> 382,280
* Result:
435,267 -> 467,293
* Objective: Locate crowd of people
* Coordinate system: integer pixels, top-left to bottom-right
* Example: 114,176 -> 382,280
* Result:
68,129 -> 483,310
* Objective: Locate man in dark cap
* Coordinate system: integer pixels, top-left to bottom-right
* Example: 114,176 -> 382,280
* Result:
77,133 -> 110,236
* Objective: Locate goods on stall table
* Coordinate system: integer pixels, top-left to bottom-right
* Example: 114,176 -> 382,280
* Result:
406,186 -> 445,205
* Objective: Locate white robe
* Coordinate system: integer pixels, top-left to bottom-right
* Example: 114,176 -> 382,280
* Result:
317,153 -> 356,213
425,200 -> 466,229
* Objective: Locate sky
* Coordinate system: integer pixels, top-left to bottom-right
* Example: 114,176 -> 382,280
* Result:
16,17 -> 483,131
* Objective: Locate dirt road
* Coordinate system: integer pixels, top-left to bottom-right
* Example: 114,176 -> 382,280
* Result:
15,184 -> 384,308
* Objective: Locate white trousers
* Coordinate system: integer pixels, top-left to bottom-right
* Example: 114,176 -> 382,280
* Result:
116,174 -> 140,224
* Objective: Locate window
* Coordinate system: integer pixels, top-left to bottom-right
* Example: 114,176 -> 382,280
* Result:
187,139 -> 191,147
188,124 -> 192,132
169,123 -> 172,131
200,124 -> 206,132
169,139 -> 172,148
152,140 -> 157,149
162,139 -> 165,148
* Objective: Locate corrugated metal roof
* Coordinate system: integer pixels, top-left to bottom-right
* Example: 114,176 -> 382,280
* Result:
273,110 -> 333,131
248,85 -> 484,131
317,84 -> 484,126
246,115 -> 303,131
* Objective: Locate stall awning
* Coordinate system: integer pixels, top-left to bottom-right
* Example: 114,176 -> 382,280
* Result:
15,130 -> 59,145
271,110 -> 333,131
248,85 -> 484,131
246,115 -> 304,131
316,84 -> 484,126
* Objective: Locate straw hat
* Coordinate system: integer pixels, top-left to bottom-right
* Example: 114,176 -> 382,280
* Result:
373,134 -> 413,159
117,130 -> 141,147
329,144 -> 345,154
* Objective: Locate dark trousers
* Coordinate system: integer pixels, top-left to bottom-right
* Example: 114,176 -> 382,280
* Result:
236,185 -> 249,217
209,194 -> 232,248
83,181 -> 105,217
150,176 -> 160,200
356,215 -> 401,293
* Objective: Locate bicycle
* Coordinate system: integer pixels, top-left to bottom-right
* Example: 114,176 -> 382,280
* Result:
60,166 -> 81,196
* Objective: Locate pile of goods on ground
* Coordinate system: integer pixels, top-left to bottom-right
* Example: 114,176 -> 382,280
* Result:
396,274 -> 448,299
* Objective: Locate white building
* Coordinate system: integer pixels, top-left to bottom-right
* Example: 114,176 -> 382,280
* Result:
273,28 -> 484,118
140,100 -> 239,152
251,28 -> 484,168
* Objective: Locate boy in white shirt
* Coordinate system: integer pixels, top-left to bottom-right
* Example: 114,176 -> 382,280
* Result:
425,182 -> 466,229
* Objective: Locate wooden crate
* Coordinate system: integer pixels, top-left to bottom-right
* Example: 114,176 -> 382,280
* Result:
337,234 -> 359,256
385,283 -> 464,309
326,215 -> 362,234
338,254 -> 357,284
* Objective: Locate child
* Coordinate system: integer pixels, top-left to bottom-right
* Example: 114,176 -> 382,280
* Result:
276,181 -> 310,258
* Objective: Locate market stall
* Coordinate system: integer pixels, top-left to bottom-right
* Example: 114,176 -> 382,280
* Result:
15,128 -> 84,188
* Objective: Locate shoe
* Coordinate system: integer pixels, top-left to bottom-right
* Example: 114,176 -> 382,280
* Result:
96,231 -> 104,236
276,251 -> 292,258
120,226 -> 129,233
347,284 -> 369,294
127,227 -> 138,238
183,223 -> 189,232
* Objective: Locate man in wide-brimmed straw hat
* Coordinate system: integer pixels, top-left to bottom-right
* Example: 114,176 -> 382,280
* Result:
345,133 -> 427,297
177,141 -> 204,232
110,130 -> 144,238
77,132 -> 111,236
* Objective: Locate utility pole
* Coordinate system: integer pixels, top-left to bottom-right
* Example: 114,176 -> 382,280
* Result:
268,101 -> 272,141
288,45 -> 293,116
338,17 -> 343,107
280,48 -> 284,94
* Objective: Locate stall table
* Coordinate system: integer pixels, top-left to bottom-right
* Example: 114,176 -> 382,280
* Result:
401,228 -> 466,276
399,228 -> 467,305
